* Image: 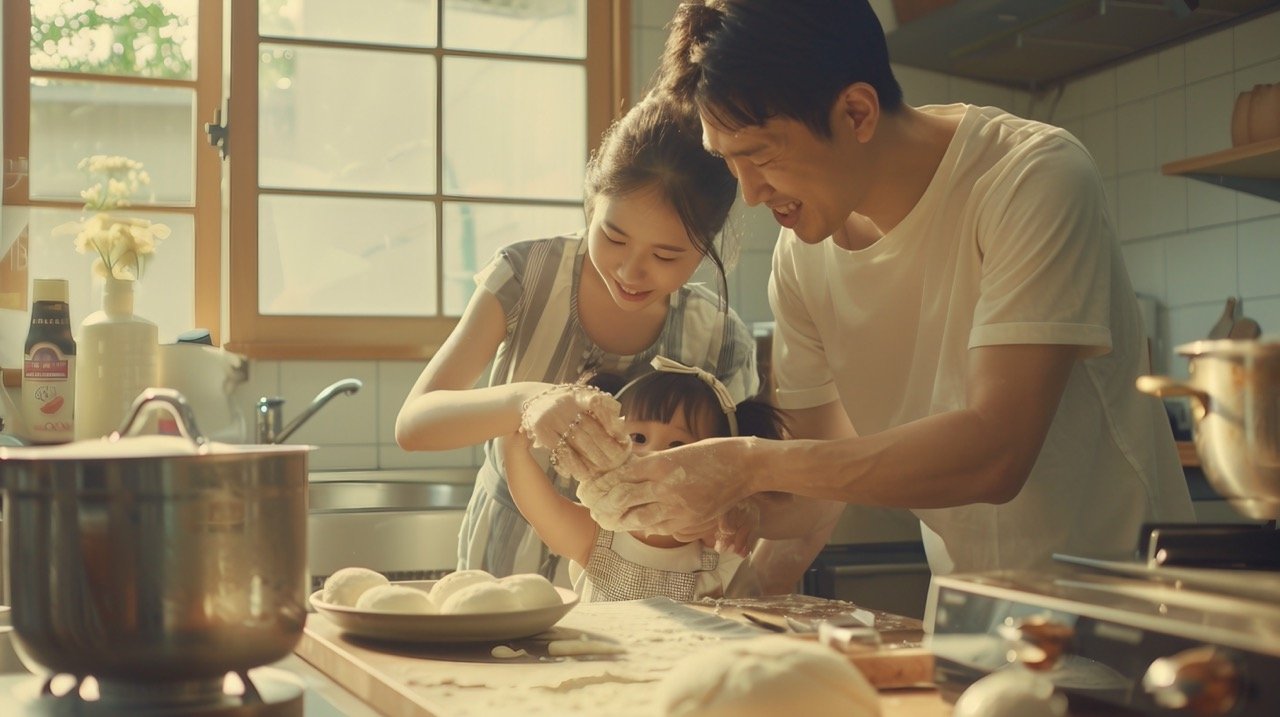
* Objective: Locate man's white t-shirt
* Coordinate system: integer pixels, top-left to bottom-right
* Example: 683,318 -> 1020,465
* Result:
769,104 -> 1194,584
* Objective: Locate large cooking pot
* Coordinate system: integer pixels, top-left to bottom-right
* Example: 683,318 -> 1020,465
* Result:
0,389 -> 311,683
1136,338 -> 1280,520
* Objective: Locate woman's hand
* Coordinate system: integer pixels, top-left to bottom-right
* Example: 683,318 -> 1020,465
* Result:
520,384 -> 630,476
576,437 -> 758,537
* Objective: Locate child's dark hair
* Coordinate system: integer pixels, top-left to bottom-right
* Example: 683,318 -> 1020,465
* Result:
588,371 -> 787,441
657,0 -> 903,138
584,94 -> 739,306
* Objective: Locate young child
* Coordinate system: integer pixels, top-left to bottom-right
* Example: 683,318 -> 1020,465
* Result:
502,356 -> 787,602
395,94 -> 759,583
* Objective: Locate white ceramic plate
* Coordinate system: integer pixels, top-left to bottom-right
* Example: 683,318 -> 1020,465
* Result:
309,580 -> 579,643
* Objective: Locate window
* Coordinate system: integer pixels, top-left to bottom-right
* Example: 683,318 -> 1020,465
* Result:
227,0 -> 628,358
2,0 -> 628,364
2,0 -> 222,345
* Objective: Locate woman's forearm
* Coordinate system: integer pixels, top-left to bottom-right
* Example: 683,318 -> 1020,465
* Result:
395,381 -> 550,451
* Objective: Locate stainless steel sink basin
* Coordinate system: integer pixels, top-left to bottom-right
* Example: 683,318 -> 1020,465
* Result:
308,481 -> 473,513
305,475 -> 475,592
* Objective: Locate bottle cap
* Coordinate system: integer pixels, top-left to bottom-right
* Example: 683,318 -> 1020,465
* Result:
32,278 -> 69,303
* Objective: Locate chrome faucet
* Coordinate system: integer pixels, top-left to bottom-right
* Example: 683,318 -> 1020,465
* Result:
256,378 -> 363,444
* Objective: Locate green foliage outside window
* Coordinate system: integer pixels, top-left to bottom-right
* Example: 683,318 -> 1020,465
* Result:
30,0 -> 197,80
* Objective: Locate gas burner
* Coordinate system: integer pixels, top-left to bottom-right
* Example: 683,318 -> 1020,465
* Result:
0,667 -> 303,716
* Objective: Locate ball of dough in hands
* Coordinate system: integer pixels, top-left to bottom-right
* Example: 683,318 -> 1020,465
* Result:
498,573 -> 563,609
657,636 -> 882,717
355,584 -> 438,614
429,569 -> 497,606
321,567 -> 389,607
441,581 -> 523,614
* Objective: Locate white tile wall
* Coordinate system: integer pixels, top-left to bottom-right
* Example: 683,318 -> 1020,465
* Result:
244,8 -> 1280,466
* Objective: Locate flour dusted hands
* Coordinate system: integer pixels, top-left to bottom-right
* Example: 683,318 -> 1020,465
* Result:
576,437 -> 755,537
520,384 -> 630,476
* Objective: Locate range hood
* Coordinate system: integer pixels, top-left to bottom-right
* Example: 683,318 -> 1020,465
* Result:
886,0 -> 1280,90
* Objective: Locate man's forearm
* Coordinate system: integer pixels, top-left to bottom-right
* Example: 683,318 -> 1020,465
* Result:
751,408 -> 1042,509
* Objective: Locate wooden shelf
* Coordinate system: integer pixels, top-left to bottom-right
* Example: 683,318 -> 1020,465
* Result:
1162,136 -> 1280,202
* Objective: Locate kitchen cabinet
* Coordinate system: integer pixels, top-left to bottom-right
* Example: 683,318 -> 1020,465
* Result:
886,0 -> 1280,91
1161,136 -> 1280,202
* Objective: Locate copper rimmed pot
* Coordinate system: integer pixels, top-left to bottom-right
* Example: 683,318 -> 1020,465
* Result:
0,389 -> 311,682
1137,339 -> 1280,520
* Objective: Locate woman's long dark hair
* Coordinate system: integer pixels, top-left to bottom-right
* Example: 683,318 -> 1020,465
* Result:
584,95 -> 739,306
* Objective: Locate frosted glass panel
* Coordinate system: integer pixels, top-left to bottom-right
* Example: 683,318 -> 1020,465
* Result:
443,0 -> 585,58
443,58 -> 584,200
260,45 -> 436,194
259,195 -> 437,316
441,202 -> 582,314
22,207 -> 196,343
29,80 -> 194,205
31,0 -> 198,80
260,0 -> 438,47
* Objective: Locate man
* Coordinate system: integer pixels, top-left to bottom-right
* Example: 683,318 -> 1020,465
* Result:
546,0 -> 1194,608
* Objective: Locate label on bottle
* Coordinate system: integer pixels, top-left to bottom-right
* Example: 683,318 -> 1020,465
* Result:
23,296 -> 77,444
23,343 -> 75,443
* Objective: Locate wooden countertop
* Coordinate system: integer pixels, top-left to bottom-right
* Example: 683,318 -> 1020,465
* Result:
297,596 -> 949,717
296,596 -> 1136,717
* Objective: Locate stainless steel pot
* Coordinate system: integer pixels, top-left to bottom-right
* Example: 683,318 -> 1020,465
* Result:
1137,339 -> 1280,520
0,389 -> 311,682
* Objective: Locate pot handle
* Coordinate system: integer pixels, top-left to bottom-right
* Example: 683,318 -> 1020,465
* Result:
111,388 -> 209,448
1136,375 -> 1210,411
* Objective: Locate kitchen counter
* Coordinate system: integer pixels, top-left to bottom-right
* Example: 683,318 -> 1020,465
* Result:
293,593 -> 1146,717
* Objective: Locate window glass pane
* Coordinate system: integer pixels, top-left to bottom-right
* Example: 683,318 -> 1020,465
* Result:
444,0 -> 584,58
31,0 -> 198,80
260,45 -> 436,194
260,0 -> 438,47
443,58 -> 584,201
441,202 -> 581,315
259,195 -> 436,315
30,80 -> 195,205
22,207 -> 196,343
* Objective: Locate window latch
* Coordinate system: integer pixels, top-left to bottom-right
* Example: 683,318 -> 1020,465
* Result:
204,104 -> 229,160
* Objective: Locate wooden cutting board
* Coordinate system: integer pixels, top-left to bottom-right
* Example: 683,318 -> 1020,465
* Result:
685,594 -> 934,689
297,596 -> 938,717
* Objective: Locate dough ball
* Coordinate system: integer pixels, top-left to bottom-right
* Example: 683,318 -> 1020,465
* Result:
498,573 -> 562,609
321,567 -> 388,607
354,584 -> 437,614
953,667 -> 1066,717
428,569 -> 496,606
657,636 -> 881,717
440,581 -> 522,614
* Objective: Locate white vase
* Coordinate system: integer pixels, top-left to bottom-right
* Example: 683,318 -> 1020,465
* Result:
74,278 -> 159,440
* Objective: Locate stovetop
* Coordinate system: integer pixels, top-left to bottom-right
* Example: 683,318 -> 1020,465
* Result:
930,565 -> 1280,716
937,566 -> 1280,655
0,666 -> 352,717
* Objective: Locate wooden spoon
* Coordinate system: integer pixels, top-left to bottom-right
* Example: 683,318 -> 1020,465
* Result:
1228,317 -> 1261,340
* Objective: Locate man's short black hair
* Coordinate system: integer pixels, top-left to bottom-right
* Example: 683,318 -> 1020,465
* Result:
658,0 -> 904,137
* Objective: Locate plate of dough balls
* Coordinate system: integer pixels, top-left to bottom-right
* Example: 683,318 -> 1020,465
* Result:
309,567 -> 579,642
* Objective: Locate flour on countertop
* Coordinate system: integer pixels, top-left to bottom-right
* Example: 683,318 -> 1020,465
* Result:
398,598 -> 760,716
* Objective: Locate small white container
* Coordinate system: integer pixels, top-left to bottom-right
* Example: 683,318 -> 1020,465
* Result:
74,278 -> 158,440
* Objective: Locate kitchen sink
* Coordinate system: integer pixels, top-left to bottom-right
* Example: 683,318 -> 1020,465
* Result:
309,481 -> 472,513
306,472 -> 475,592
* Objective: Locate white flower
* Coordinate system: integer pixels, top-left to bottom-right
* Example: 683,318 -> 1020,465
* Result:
64,157 -> 168,282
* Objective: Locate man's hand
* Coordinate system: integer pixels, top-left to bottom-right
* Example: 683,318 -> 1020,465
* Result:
576,437 -> 757,536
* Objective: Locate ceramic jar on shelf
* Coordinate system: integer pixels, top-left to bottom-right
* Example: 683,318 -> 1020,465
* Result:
74,277 -> 158,440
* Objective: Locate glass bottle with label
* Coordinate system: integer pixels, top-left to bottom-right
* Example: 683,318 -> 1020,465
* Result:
22,278 -> 76,443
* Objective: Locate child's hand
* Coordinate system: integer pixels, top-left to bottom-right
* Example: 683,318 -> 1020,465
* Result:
713,500 -> 759,557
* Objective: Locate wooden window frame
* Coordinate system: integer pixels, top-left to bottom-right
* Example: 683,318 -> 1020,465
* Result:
225,0 -> 631,360
1,0 -> 224,343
